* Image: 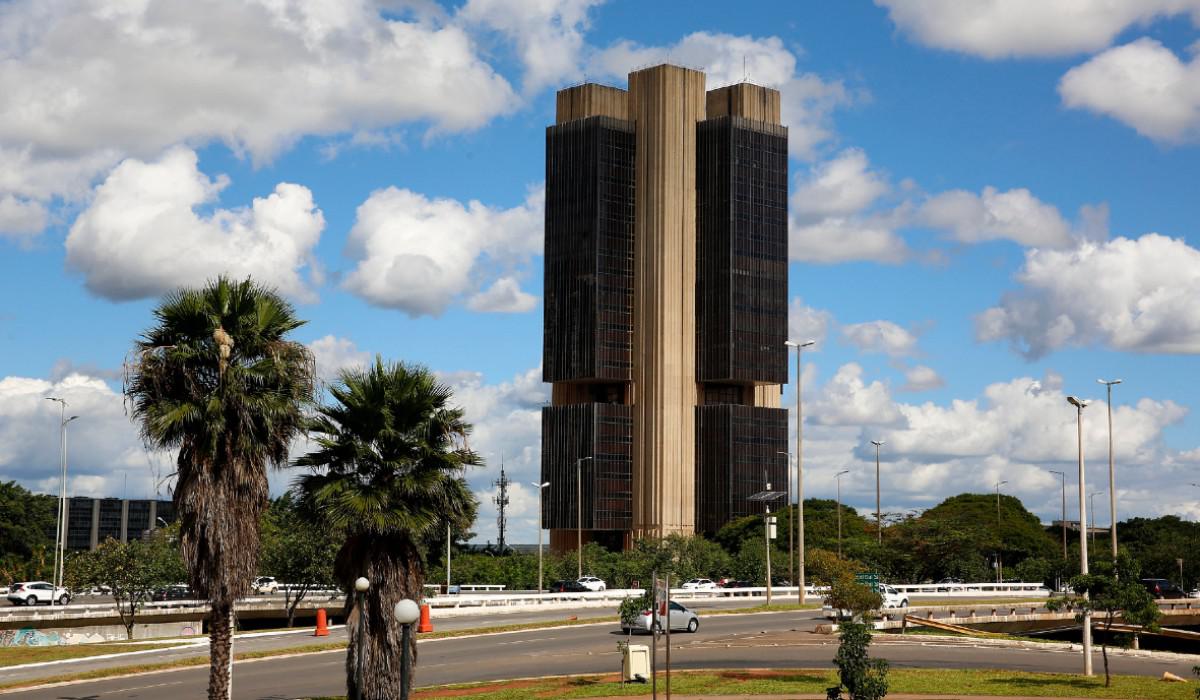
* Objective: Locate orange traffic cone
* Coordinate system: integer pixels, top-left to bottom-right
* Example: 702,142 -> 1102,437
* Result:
314,608 -> 330,637
418,604 -> 433,633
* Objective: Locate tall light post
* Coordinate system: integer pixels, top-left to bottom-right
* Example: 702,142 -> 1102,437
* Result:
1048,470 -> 1067,559
1067,395 -> 1093,676
353,576 -> 370,700
776,450 -> 794,592
575,456 -> 592,580
835,470 -> 850,557
446,521 -> 452,592
531,481 -> 550,593
1089,491 -> 1101,549
995,480 -> 1008,584
1097,378 -> 1121,567
870,440 -> 884,544
785,339 -> 814,604
45,397 -> 77,598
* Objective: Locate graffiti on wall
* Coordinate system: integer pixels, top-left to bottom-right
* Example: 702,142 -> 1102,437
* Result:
0,628 -> 62,647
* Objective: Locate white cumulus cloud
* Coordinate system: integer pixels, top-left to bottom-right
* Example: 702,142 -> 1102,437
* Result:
343,185 -> 542,316
899,365 -> 945,393
459,0 -> 604,93
65,147 -> 325,302
877,0 -> 1200,58
308,335 -> 371,384
810,363 -> 904,426
467,277 -> 538,313
1059,38 -> 1200,143
917,186 -> 1075,248
0,0 -> 518,237
977,234 -> 1200,358
842,320 -> 921,357
788,298 -> 833,348
589,31 -> 858,160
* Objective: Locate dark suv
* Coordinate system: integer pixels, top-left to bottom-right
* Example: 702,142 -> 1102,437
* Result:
1140,578 -> 1186,599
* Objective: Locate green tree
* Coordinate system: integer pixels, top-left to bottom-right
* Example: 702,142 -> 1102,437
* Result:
67,527 -> 186,639
1047,554 -> 1162,687
828,621 -> 889,700
260,493 -> 339,627
295,357 -> 478,700
124,276 -> 315,700
0,481 -> 57,582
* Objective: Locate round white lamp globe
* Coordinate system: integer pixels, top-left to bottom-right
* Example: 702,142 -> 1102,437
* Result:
354,577 -> 370,592
394,599 -> 420,625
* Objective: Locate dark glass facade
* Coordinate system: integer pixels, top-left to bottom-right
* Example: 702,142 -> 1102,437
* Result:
543,116 -> 636,383
66,497 -> 93,550
696,116 -> 789,385
695,404 -> 789,536
540,403 -> 633,531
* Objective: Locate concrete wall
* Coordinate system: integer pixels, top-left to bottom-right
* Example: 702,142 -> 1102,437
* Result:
0,621 -> 201,646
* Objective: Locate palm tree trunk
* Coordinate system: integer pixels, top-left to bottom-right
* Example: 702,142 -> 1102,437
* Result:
208,602 -> 234,700
340,534 -> 424,700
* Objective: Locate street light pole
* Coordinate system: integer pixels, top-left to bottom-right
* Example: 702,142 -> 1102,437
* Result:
45,397 -> 77,597
1049,470 -> 1067,559
777,451 -> 793,593
1098,379 -> 1121,567
1067,395 -> 1093,676
785,339 -> 814,604
835,470 -> 850,557
532,481 -> 550,593
870,440 -> 884,544
576,456 -> 592,581
995,480 -> 1008,584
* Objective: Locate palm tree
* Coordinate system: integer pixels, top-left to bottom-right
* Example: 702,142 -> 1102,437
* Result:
124,276 -> 314,700
295,357 -> 478,700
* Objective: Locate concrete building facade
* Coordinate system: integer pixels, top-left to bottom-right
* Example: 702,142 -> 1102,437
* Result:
541,65 -> 789,551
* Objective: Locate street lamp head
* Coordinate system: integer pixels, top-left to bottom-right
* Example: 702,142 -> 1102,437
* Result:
996,480 -> 1008,488
836,469 -> 850,478
45,396 -> 65,405
354,576 -> 370,592
1066,395 -> 1088,408
66,415 -> 79,424
532,481 -> 550,489
785,340 -> 816,348
870,440 -> 884,447
393,599 -> 420,625
1096,378 -> 1123,386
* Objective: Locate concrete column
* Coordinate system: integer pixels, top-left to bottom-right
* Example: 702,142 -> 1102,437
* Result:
120,499 -> 128,543
89,499 -> 100,550
628,64 -> 705,538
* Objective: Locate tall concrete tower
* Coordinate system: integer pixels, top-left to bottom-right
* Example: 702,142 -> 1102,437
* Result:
542,65 -> 789,552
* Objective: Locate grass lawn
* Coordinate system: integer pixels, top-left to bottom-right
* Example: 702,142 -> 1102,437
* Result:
0,642 -> 190,668
309,668 -> 1199,699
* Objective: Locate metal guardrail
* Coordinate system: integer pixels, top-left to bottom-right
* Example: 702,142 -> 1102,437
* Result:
1,582 -> 1062,624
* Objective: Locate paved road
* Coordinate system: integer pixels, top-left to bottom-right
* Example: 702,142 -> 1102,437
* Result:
4,608 -> 1195,699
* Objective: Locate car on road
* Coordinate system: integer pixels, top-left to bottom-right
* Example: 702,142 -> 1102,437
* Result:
622,600 -> 700,634
718,579 -> 756,589
1140,578 -> 1187,599
6,581 -> 71,606
150,585 -> 195,601
548,580 -> 591,593
576,576 -> 606,591
681,578 -> 717,591
253,576 -> 279,594
823,584 -> 908,619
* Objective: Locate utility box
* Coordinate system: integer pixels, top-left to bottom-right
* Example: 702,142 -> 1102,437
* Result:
622,643 -> 650,682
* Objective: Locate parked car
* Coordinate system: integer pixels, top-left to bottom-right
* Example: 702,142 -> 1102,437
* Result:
6,581 -> 70,606
622,600 -> 700,634
253,576 -> 279,594
823,583 -> 908,619
681,578 -> 717,591
576,576 -> 606,592
1140,578 -> 1187,599
718,579 -> 756,589
548,580 -> 590,593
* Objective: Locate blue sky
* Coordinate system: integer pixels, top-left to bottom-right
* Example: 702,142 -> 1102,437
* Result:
2,0 -> 1199,545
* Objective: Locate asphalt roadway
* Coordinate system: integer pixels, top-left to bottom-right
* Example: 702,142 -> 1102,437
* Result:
5,605 -> 1198,700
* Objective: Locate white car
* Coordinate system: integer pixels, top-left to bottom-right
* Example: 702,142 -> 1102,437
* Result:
252,576 -> 279,594
681,578 -> 717,591
823,584 -> 909,619
577,576 -> 606,592
6,581 -> 71,606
